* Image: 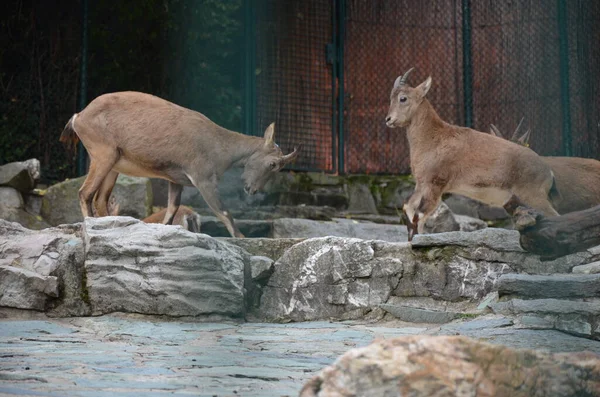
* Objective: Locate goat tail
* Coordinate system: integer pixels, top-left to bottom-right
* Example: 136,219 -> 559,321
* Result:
59,114 -> 80,156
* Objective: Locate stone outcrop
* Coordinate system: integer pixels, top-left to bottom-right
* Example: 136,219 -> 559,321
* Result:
0,220 -> 85,314
0,159 -> 39,192
300,335 -> 600,397
41,175 -> 153,226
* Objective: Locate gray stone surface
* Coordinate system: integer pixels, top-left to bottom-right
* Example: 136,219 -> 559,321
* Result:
345,183 -> 378,214
272,217 -> 409,242
0,204 -> 51,230
572,261 -> 600,274
223,237 -> 304,261
250,255 -> 274,282
498,273 -> 600,299
200,215 -> 272,237
83,217 -> 247,317
41,174 -> 153,226
0,220 -> 85,314
491,298 -> 600,339
412,228 -> 596,274
379,304 -> 458,323
0,266 -> 58,310
258,236 -> 514,322
1,313 -> 599,397
422,202 -> 460,234
455,214 -> 488,232
0,161 -> 35,192
0,186 -> 24,208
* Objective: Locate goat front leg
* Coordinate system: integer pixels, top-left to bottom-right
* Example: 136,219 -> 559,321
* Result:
162,182 -> 183,225
193,178 -> 244,238
403,184 -> 444,241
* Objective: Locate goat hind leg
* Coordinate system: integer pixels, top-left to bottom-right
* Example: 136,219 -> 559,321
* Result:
78,153 -> 119,218
94,170 -> 119,216
162,182 -> 183,225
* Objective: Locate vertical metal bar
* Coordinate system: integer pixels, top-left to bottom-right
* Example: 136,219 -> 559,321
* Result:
77,0 -> 89,176
331,0 -> 338,173
462,0 -> 473,128
557,0 -> 572,156
337,0 -> 345,174
243,0 -> 256,136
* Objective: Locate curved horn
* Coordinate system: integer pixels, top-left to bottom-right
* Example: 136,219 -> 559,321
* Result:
281,145 -> 302,164
510,117 -> 525,142
393,67 -> 415,89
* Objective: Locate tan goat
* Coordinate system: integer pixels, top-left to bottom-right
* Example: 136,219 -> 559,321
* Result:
385,68 -> 558,240
490,121 -> 600,214
93,197 -> 201,233
60,91 -> 300,237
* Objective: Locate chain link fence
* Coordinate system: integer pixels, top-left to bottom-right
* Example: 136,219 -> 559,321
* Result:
251,0 -> 600,174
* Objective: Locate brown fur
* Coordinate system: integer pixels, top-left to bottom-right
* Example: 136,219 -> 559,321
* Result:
62,91 -> 299,237
143,206 -> 201,233
385,69 -> 558,239
491,123 -> 600,214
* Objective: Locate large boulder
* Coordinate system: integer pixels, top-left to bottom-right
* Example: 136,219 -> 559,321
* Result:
0,220 -> 86,314
300,335 -> 600,397
41,174 -> 152,225
0,159 -> 39,192
82,216 -> 246,317
0,204 -> 51,230
258,235 -> 516,322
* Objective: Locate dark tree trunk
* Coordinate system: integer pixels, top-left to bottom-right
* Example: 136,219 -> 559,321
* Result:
503,195 -> 600,260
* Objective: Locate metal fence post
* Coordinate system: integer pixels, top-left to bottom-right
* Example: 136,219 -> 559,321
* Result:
557,0 -> 572,156
243,0 -> 256,136
77,0 -> 89,176
462,0 -> 473,128
335,0 -> 346,174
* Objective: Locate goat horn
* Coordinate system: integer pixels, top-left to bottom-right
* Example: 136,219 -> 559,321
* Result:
510,117 -> 525,142
399,67 -> 415,85
490,124 -> 501,137
281,145 -> 302,163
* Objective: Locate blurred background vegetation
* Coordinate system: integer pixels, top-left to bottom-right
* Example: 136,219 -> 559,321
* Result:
0,0 -> 243,184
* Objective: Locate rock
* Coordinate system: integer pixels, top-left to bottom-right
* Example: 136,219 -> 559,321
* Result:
200,216 -> 272,238
299,335 -> 600,397
82,216 -> 246,317
0,204 -> 51,230
259,237 -> 404,322
455,214 -> 487,232
497,273 -> 600,299
422,202 -> 460,234
573,261 -> 600,274
441,315 -> 514,333
41,174 -> 152,226
0,187 -> 24,208
272,218 -> 409,242
491,298 -> 600,339
0,266 -> 58,310
0,220 -> 86,314
345,183 -> 378,214
411,228 -> 594,274
379,304 -> 458,323
249,256 -> 274,282
376,178 -> 414,214
0,161 -> 36,192
258,237 -> 513,322
222,237 -> 304,262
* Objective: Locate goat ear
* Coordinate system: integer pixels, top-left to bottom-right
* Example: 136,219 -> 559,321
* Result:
416,76 -> 432,98
263,122 -> 275,146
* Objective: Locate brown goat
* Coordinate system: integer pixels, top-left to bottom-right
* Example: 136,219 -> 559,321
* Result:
93,196 -> 201,233
60,91 -> 300,237
385,68 -> 558,240
491,121 -> 600,214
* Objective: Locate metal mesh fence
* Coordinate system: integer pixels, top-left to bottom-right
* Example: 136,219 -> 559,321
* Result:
250,0 -> 600,174
253,0 -> 334,171
342,0 -> 464,174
